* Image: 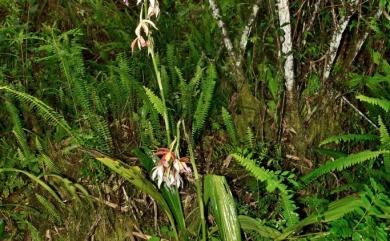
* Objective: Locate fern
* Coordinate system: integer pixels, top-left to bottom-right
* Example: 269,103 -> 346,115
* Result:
40,154 -> 61,174
280,191 -> 299,227
5,101 -> 31,157
89,114 -> 113,153
222,107 -> 238,145
25,222 -> 43,241
378,117 -> 390,146
0,86 -> 74,138
231,154 -> 283,192
378,117 -> 390,173
35,193 -> 62,224
188,65 -> 203,92
176,64 -> 204,122
245,127 -> 255,150
231,154 -> 299,227
302,150 -> 389,184
192,64 -> 216,138
144,87 -> 165,116
319,133 -> 378,146
166,43 -> 178,86
357,95 -> 390,112
117,53 -> 131,96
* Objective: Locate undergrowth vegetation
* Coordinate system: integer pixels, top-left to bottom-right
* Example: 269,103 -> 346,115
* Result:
0,0 -> 390,240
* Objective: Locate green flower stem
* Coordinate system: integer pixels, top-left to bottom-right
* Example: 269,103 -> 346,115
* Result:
183,123 -> 206,241
150,48 -> 171,145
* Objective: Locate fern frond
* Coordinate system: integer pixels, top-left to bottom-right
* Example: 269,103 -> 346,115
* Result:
378,117 -> 390,173
302,150 -> 389,184
357,95 -> 390,112
25,222 -> 43,241
40,154 -> 61,174
89,114 -> 113,153
245,127 -> 255,150
5,101 -> 31,156
35,193 -> 62,224
188,65 -> 203,92
0,86 -> 74,138
231,154 -> 284,192
166,44 -> 177,85
192,64 -> 216,138
319,133 -> 378,146
378,117 -> 390,146
280,191 -> 299,227
222,107 -> 238,145
144,87 -> 165,116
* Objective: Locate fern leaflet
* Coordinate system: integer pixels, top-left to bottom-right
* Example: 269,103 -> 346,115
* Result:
144,87 -> 165,116
0,86 -> 74,138
192,64 -> 216,138
222,107 -> 238,145
302,150 -> 389,184
319,134 -> 378,146
357,95 -> 390,112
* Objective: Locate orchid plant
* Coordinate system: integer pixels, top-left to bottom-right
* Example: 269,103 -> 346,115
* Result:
110,1 -> 238,241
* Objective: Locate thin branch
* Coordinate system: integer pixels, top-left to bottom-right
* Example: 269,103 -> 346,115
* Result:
277,0 -> 295,93
341,96 -> 378,129
239,0 -> 262,57
323,0 -> 359,81
208,0 -> 238,64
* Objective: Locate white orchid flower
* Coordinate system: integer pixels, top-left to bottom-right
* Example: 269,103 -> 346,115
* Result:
150,147 -> 191,189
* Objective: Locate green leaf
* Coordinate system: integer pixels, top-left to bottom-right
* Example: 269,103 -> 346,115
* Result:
277,196 -> 363,240
0,219 -> 4,238
0,168 -> 63,204
238,215 -> 280,239
204,175 -> 241,241
94,156 -> 178,240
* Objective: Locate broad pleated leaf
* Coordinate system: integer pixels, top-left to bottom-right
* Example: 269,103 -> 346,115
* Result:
239,215 -> 281,239
204,175 -> 241,241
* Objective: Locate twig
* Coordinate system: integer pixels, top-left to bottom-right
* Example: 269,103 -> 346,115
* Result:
341,96 -> 378,129
131,231 -> 169,241
86,215 -> 101,241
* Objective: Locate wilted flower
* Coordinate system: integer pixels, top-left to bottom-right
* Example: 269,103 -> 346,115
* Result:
151,147 -> 191,188
130,0 -> 160,53
131,18 -> 158,52
147,0 -> 160,18
123,0 -> 129,6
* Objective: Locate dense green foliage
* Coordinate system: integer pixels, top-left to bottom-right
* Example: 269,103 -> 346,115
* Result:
1,0 -> 390,240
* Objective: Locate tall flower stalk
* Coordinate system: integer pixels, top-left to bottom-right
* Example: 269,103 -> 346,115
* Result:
128,1 -> 206,240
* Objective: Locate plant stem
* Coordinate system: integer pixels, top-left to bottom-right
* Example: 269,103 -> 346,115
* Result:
150,49 -> 171,145
183,123 -> 206,241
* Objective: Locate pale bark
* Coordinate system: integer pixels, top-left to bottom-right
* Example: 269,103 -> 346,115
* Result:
349,8 -> 383,64
302,0 -> 321,46
239,0 -> 262,58
208,0 -> 237,64
323,0 -> 359,81
276,0 -> 294,93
